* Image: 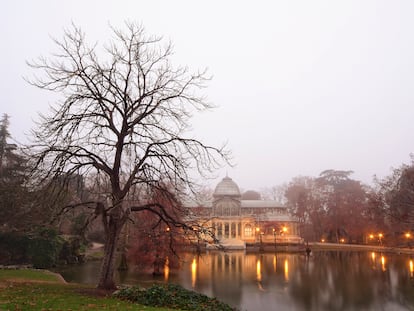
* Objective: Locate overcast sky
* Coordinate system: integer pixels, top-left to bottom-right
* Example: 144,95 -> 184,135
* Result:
2,0 -> 414,191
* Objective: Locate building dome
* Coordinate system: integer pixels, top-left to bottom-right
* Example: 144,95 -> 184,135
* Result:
213,176 -> 241,198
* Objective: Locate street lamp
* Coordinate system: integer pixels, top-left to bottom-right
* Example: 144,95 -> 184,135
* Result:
378,233 -> 383,246
259,231 -> 264,252
405,232 -> 412,248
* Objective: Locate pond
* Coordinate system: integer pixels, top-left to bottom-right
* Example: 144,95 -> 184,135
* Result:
55,251 -> 414,311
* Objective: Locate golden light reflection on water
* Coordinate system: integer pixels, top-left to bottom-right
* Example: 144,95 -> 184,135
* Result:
273,255 -> 277,273
381,255 -> 386,272
164,256 -> 169,281
370,252 -> 386,271
256,259 -> 262,282
284,259 -> 289,281
191,257 -> 197,288
409,259 -> 413,278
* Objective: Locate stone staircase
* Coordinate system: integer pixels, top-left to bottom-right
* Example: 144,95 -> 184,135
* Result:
207,238 -> 246,250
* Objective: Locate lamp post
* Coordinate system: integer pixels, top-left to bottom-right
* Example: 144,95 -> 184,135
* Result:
255,227 -> 262,251
378,233 -> 383,246
280,226 -> 288,251
405,232 -> 412,248
259,231 -> 264,252
273,228 -> 277,251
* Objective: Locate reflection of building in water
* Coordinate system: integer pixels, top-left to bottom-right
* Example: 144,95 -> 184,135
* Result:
191,252 -> 248,305
189,251 -> 296,307
186,176 -> 303,248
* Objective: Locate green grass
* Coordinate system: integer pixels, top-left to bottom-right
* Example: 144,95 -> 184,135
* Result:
0,269 -> 177,311
0,269 -> 61,282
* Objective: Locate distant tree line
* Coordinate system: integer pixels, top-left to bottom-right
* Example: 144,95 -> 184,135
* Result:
283,166 -> 414,245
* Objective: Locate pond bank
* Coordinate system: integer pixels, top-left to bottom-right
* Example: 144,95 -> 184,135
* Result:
309,242 -> 414,254
0,268 -> 189,310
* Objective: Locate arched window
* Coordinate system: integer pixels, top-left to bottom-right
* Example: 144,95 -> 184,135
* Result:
231,223 -> 236,238
224,207 -> 230,216
244,224 -> 253,237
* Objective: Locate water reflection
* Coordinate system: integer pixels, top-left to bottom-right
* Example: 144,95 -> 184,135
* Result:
55,251 -> 414,311
381,255 -> 386,272
164,256 -> 169,281
284,258 -> 289,281
256,259 -> 262,282
191,257 -> 197,288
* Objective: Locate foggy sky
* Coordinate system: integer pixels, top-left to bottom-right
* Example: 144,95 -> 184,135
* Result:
2,0 -> 414,191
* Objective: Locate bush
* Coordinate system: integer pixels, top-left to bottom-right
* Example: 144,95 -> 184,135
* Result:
114,283 -> 236,311
0,228 -> 64,268
28,228 -> 64,268
0,232 -> 30,264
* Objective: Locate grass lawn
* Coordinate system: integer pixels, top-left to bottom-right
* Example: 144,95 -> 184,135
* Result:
0,269 -> 177,311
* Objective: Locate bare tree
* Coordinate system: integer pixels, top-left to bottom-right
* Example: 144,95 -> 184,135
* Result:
27,22 -> 229,289
260,184 -> 287,203
374,158 -> 414,229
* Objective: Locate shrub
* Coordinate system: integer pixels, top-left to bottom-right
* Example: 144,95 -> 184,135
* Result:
0,228 -> 64,268
27,228 -> 64,268
0,232 -> 30,264
114,283 -> 236,311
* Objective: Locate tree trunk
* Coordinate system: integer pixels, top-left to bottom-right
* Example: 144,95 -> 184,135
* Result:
97,217 -> 123,289
117,222 -> 129,271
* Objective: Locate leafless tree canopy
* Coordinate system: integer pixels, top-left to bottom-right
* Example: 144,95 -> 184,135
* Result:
27,22 -> 229,289
28,23 -> 228,201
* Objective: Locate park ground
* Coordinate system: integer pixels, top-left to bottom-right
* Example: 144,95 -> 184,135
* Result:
0,269 -> 176,311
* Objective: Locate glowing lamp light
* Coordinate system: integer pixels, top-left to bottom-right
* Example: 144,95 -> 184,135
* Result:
406,233 -> 411,239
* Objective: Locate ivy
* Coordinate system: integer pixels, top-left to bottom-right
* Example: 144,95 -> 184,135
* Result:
114,283 -> 236,311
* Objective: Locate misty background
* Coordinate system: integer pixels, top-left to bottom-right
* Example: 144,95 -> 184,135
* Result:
2,0 -> 414,190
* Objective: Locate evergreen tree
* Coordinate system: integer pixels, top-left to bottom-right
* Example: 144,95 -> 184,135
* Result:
0,114 -> 29,231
